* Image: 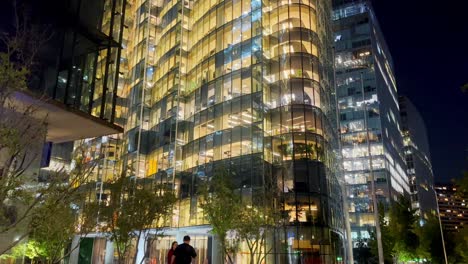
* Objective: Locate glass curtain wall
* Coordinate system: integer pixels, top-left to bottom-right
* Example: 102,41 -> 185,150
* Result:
124,0 -> 170,179
91,0 -> 128,122
119,0 -> 345,262
399,96 -> 437,220
44,0 -> 128,124
262,0 -> 344,262
71,0 -> 131,219
333,0 -> 409,245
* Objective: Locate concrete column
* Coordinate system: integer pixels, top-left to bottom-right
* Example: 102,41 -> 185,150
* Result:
104,239 -> 114,264
135,232 -> 147,264
210,235 -> 222,264
69,235 -> 81,264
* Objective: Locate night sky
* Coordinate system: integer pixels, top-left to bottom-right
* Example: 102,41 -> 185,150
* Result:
371,0 -> 468,183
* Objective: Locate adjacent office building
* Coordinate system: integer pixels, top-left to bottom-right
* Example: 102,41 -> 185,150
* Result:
399,96 -> 438,220
333,0 -> 409,245
4,0 -> 126,143
435,184 -> 468,232
13,0 -> 128,184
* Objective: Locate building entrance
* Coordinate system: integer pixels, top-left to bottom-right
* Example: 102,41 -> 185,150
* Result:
147,234 -> 211,264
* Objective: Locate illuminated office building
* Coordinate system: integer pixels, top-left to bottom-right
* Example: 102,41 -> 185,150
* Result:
111,0 -> 347,262
435,184 -> 468,232
333,0 -> 409,245
11,0 -> 348,262
399,96 -> 437,220
3,0 -> 346,261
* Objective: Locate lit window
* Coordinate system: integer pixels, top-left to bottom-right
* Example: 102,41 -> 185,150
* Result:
360,231 -> 370,239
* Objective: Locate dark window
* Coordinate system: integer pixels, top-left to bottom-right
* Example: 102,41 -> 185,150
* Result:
352,39 -> 371,48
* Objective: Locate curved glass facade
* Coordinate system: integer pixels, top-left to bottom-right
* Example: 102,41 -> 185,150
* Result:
261,0 -> 344,261
121,0 -> 345,262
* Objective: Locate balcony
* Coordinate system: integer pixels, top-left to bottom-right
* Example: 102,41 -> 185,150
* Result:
11,91 -> 123,143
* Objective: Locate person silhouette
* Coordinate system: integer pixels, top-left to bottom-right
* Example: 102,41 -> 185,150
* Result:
173,235 -> 197,264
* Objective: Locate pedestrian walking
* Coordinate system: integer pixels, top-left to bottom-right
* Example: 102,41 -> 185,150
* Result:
168,241 -> 178,264
173,235 -> 197,264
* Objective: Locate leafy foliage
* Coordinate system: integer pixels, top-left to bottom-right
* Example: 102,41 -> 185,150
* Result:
367,196 -> 468,264
462,83 -> 468,93
368,203 -> 394,264
452,227 -> 468,263
369,198 -> 419,263
198,171 -> 241,263
199,171 -> 280,264
93,177 -> 176,263
235,203 -> 277,264
455,171 -> 468,198
414,214 -> 445,263
0,12 -> 88,259
24,202 -> 76,263
0,28 -> 96,257
1,240 -> 46,260
387,196 -> 419,261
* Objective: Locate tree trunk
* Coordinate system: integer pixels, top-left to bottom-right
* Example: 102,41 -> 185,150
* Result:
250,253 -> 255,264
116,242 -> 124,264
224,248 -> 234,264
222,242 -> 235,264
247,242 -> 254,264
140,236 -> 154,264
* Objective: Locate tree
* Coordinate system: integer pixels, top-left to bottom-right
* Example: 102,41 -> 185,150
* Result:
0,239 -> 46,262
370,196 -> 467,264
199,171 -> 241,264
235,203 -> 277,264
415,214 -> 445,263
0,148 -> 98,261
452,226 -> 468,263
369,198 -> 419,263
0,144 -> 96,256
0,24 -> 48,245
455,171 -> 468,198
387,196 -> 418,262
23,162 -> 100,263
369,203 -> 393,264
95,176 -> 176,263
450,119 -> 468,262
28,198 -> 77,263
450,168 -> 468,263
199,170 -> 281,264
462,83 -> 468,93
